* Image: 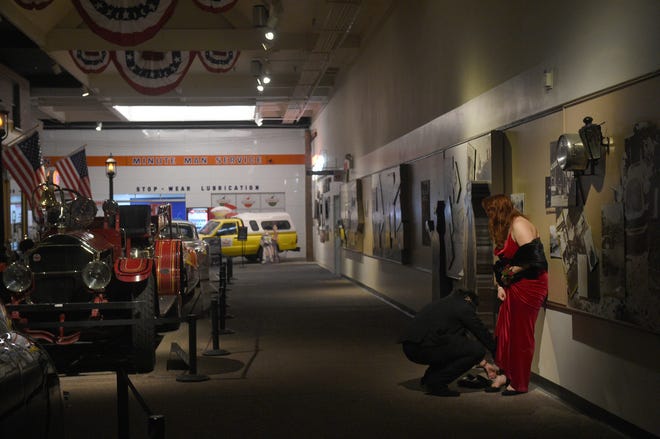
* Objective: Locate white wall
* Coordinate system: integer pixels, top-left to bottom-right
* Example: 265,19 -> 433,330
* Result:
41,128 -> 308,259
539,309 -> 660,434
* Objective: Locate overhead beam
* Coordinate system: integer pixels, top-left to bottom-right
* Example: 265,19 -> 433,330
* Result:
44,29 -> 325,52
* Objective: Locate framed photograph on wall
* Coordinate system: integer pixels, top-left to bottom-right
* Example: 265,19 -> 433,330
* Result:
371,165 -> 408,262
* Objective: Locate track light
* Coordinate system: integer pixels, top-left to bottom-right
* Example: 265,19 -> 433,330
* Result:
262,74 -> 271,84
82,87 -> 90,97
256,78 -> 264,92
96,122 -> 103,131
265,13 -> 278,40
253,5 -> 267,27
250,59 -> 263,76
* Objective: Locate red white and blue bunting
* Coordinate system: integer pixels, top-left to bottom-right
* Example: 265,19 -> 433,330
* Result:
69,50 -> 112,74
112,50 -> 196,95
198,50 -> 240,73
16,0 -> 242,95
13,0 -> 53,10
72,0 -> 178,46
193,0 -> 238,13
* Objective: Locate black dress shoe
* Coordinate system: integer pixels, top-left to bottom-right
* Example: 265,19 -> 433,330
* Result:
426,385 -> 460,397
458,374 -> 490,389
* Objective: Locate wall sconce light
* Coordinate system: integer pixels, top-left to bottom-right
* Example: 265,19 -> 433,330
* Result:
105,154 -> 117,200
96,121 -> 103,131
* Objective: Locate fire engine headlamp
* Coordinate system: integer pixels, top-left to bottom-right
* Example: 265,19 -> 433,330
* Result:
2,262 -> 32,293
82,261 -> 112,291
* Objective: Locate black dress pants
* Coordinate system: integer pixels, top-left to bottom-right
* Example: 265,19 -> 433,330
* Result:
402,336 -> 485,388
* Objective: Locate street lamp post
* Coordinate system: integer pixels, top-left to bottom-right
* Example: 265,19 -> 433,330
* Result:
105,154 -> 117,200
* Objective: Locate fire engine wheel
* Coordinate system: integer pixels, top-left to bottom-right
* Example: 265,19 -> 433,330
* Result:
132,276 -> 157,373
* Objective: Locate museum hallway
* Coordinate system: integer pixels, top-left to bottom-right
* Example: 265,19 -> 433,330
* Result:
59,260 -> 630,439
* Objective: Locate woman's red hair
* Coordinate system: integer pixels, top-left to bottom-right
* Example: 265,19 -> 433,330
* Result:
481,194 -> 523,248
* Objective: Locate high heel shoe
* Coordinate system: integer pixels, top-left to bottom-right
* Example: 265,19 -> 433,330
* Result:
484,375 -> 509,393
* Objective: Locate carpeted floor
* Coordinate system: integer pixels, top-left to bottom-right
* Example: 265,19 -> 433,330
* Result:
60,260 -> 628,438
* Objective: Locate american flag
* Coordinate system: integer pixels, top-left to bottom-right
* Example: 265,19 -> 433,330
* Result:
54,147 -> 92,198
2,132 -> 47,207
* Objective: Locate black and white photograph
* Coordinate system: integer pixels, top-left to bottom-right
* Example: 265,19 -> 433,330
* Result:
549,141 -> 576,207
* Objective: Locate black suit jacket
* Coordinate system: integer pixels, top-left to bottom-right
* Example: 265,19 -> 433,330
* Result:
399,291 -> 496,355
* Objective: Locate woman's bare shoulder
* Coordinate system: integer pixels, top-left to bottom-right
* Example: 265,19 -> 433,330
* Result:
511,216 -> 537,244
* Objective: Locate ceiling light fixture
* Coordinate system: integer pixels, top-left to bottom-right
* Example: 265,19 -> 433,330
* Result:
96,122 -> 103,131
264,10 -> 278,41
112,105 -> 256,122
250,59 -> 263,76
252,4 -> 267,27
261,60 -> 271,84
81,87 -> 90,97
256,78 -> 264,92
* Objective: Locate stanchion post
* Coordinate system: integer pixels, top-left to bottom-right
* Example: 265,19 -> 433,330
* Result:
227,257 -> 233,283
203,295 -> 230,356
219,281 -> 235,335
176,314 -> 209,382
218,258 -> 227,289
148,415 -> 165,439
117,369 -> 129,439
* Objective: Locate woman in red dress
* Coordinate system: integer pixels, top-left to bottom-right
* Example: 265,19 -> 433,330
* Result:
481,194 -> 548,395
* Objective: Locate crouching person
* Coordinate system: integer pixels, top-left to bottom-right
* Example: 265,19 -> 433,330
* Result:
399,289 -> 498,396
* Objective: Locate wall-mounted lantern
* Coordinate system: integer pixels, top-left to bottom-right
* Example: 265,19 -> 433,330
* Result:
556,116 -> 610,175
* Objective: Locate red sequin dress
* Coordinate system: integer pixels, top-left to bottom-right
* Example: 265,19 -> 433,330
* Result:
495,234 -> 548,392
